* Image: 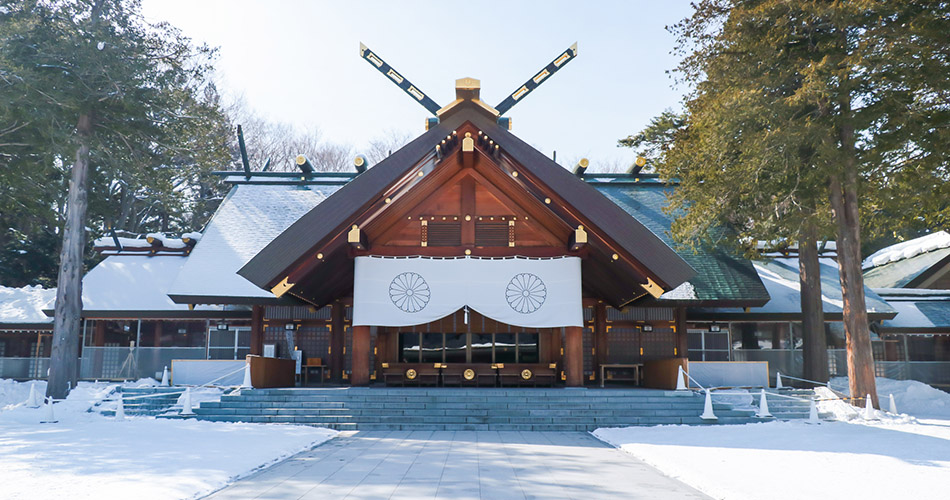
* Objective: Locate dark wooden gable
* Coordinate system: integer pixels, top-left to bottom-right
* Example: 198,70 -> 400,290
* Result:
239,102 -> 695,308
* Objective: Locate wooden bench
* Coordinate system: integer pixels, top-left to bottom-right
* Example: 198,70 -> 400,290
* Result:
381,363 -> 440,386
441,364 -> 496,387
498,363 -> 557,387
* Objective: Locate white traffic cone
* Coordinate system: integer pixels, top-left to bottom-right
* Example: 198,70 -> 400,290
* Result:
26,382 -> 41,408
889,394 -> 898,414
41,397 -> 57,423
700,390 -> 718,420
807,399 -> 820,424
676,366 -> 688,391
776,372 -> 784,389
756,389 -> 773,418
115,395 -> 126,421
864,394 -> 875,420
180,387 -> 195,416
160,366 -> 170,386
241,362 -> 253,389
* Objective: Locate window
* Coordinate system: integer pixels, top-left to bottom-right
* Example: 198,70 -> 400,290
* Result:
421,333 -> 444,363
518,333 -> 540,363
399,332 -> 421,363
427,222 -> 461,246
445,333 -> 466,363
471,333 -> 493,363
475,221 -> 509,246
732,323 -> 791,350
494,333 -> 517,363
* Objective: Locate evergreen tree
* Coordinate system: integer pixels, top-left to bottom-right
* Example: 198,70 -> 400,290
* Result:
641,0 -> 949,405
0,0 -> 231,397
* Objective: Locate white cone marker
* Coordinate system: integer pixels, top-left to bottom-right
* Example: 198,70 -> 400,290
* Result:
181,387 -> 195,416
161,366 -> 170,386
756,389 -> 773,418
115,395 -> 126,421
864,394 -> 875,419
26,382 -> 41,408
241,362 -> 253,389
776,372 -> 784,389
700,390 -> 718,420
808,399 -> 820,424
41,397 -> 57,423
676,366 -> 688,391
889,394 -> 898,414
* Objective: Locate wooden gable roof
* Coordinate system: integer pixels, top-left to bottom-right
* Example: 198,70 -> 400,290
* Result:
238,102 -> 695,308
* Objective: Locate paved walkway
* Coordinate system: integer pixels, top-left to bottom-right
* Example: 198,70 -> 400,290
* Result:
207,431 -> 710,500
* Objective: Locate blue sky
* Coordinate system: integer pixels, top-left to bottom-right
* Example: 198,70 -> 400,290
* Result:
141,1 -> 695,171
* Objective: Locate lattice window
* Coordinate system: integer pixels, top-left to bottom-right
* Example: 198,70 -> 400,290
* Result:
608,328 -> 641,364
475,219 -> 511,247
426,221 -> 461,246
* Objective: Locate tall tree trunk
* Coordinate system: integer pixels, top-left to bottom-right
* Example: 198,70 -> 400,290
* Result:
799,228 -> 828,384
830,170 -> 878,408
47,112 -> 93,399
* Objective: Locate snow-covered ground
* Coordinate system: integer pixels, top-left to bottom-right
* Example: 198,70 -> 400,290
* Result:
594,378 -> 950,500
0,379 -> 337,499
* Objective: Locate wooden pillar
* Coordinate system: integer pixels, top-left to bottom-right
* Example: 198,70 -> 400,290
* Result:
330,302 -> 345,383
93,321 -> 106,347
250,305 -> 264,356
351,325 -> 371,386
564,326 -> 584,387
153,321 -> 162,347
594,303 -> 608,382
674,307 -> 688,359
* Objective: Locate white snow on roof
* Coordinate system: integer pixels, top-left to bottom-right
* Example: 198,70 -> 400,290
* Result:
881,301 -> 936,329
659,281 -> 696,300
753,259 -> 845,313
93,236 -> 153,248
81,255 -> 196,312
0,285 -> 56,324
167,184 -> 339,301
863,231 -> 950,270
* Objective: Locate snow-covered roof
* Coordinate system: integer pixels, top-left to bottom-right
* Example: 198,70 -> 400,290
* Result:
81,255 -> 212,313
863,231 -> 950,270
695,257 -> 893,317
876,289 -> 950,330
167,184 -> 339,303
0,285 -> 56,325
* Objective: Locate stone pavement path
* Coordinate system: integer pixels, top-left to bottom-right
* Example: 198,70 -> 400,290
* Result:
206,430 -> 710,500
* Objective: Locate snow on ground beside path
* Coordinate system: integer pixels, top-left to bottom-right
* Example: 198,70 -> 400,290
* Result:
0,379 -> 337,499
594,419 -> 950,500
828,376 -> 950,419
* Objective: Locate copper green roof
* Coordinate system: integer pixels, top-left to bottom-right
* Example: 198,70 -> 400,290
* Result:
593,182 -> 770,306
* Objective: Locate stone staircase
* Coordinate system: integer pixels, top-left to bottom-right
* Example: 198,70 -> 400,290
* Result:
756,388 -> 831,420
100,386 -> 183,417
193,387 -> 773,431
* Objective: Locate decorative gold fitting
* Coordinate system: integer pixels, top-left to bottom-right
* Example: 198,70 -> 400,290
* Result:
271,276 -> 294,298
642,277 -> 664,298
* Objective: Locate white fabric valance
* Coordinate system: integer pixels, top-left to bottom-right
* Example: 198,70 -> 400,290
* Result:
352,256 -> 582,328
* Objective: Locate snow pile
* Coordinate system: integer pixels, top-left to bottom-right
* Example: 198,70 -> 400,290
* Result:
660,281 -> 697,300
863,231 -> 950,269
594,418 -> 950,500
0,285 -> 56,323
711,389 -> 755,409
829,376 -> 950,419
0,379 -> 337,499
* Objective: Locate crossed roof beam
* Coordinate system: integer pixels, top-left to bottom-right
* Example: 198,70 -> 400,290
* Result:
359,42 -> 578,121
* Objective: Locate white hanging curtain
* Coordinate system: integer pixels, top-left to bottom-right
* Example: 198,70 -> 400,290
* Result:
352,255 -> 582,328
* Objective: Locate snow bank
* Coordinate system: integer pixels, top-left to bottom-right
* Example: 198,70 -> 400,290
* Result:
0,285 -> 56,323
829,376 -> 950,419
0,379 -> 337,499
594,419 -> 950,500
863,231 -> 950,269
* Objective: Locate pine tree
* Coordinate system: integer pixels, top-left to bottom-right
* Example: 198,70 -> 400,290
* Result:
0,0 -> 231,398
